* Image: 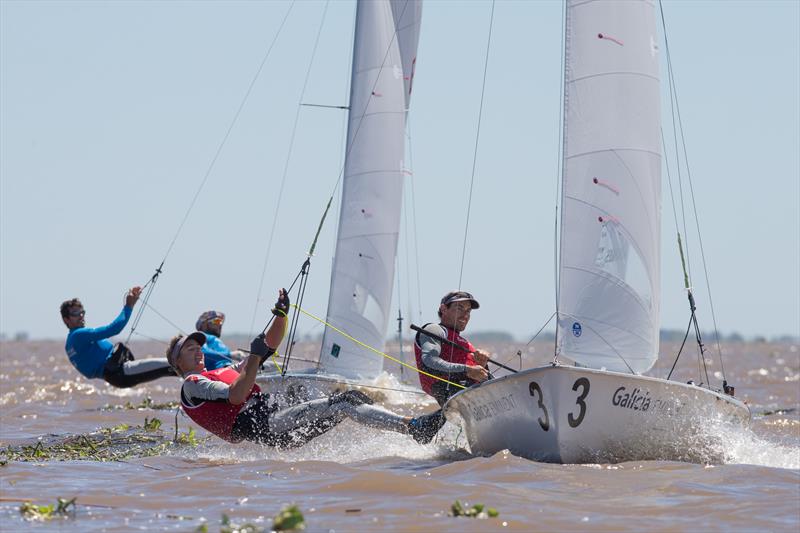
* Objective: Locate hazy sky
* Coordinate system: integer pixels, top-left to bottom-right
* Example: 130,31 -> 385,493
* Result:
1,0 -> 798,344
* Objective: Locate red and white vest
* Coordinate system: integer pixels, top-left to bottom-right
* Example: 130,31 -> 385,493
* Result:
180,366 -> 261,442
413,324 -> 477,396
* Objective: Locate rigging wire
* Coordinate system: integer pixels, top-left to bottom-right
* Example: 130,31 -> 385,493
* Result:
457,0 -> 496,289
126,0 -> 297,341
161,0 -> 297,266
249,0 -> 331,336
659,0 -> 727,382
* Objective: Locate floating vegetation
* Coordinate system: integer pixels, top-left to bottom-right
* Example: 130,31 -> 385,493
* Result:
449,500 -> 499,519
144,417 -> 162,432
220,513 -> 261,533
100,396 -> 179,411
19,498 -> 76,521
272,505 -> 305,531
196,506 -> 306,533
1,417 -> 205,463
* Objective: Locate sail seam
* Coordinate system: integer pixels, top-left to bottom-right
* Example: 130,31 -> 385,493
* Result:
569,71 -> 659,84
565,147 -> 660,159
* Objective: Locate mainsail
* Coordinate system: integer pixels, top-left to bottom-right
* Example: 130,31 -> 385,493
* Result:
318,0 -> 422,379
557,0 -> 661,374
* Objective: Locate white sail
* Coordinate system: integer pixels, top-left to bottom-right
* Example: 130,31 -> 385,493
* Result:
319,0 -> 422,379
557,0 -> 661,374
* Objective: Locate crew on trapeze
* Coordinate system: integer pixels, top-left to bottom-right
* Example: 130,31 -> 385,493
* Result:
414,290 -> 491,406
61,286 -> 175,388
169,289 -> 445,447
194,310 -> 245,370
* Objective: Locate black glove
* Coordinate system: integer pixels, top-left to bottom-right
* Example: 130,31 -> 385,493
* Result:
272,288 -> 290,317
250,334 -> 275,363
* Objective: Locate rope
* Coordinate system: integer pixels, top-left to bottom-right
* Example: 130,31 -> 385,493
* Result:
457,0 -> 496,289
249,0 -> 331,336
292,304 -> 467,390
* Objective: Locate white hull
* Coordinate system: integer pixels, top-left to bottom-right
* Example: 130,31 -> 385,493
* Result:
443,365 -> 750,464
256,370 -> 423,408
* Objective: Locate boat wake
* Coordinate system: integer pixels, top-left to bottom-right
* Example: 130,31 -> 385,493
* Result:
196,420 -> 467,464
715,427 -> 800,469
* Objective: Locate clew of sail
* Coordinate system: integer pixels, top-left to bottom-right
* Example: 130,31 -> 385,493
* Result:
557,0 -> 661,374
318,0 -> 422,380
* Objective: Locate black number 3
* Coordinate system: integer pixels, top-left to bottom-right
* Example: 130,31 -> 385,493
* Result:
529,381 -> 550,431
568,377 -> 590,428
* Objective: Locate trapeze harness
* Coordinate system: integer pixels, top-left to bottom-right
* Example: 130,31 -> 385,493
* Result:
414,323 -> 479,405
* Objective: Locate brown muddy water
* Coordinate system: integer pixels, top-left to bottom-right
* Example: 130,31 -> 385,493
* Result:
1,338 -> 798,531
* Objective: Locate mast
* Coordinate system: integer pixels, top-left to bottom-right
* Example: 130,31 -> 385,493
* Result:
318,0 -> 422,380
557,0 -> 662,374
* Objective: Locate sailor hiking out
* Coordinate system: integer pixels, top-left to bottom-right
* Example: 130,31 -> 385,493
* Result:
170,289 -> 445,447
61,286 -> 174,388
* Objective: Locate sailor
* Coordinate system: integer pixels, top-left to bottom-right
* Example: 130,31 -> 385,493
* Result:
194,310 -> 245,370
61,286 -> 174,388
170,289 -> 444,447
414,290 -> 491,406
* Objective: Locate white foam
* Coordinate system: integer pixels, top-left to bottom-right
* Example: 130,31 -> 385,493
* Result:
195,420 -> 463,464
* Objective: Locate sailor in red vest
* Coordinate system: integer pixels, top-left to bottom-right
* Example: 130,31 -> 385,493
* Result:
414,290 -> 491,406
169,289 -> 445,447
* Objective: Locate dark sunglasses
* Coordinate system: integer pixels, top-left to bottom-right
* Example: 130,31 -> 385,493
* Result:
67,309 -> 85,318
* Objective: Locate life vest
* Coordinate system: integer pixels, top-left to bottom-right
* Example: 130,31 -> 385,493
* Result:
413,323 -> 477,396
180,366 -> 260,442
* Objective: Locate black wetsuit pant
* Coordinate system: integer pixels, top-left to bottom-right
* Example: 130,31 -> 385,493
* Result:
102,343 -> 174,388
230,391 -> 407,448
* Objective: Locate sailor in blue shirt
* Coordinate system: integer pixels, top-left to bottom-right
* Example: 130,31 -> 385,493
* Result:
61,286 -> 174,387
195,310 -> 245,370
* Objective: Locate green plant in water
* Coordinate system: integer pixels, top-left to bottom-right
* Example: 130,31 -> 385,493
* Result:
101,396 -> 179,411
174,427 -> 199,447
0,417 -> 208,463
19,498 -> 76,521
144,417 -> 162,432
450,500 -> 498,519
273,505 -> 305,531
220,513 -> 263,533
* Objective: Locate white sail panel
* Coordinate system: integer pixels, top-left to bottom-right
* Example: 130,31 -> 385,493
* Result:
558,0 -> 661,374
391,0 -> 423,108
319,0 -> 421,379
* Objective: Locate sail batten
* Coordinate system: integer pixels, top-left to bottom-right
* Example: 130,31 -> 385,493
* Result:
558,0 -> 661,374
318,0 -> 421,380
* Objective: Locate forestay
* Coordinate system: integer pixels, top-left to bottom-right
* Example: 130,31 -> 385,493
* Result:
557,0 -> 661,374
319,0 -> 422,379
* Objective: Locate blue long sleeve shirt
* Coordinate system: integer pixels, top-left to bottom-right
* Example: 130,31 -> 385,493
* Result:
65,306 -> 133,379
202,334 -> 234,370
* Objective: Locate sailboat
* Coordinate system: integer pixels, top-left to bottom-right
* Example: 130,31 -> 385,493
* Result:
443,0 -> 750,463
256,0 -> 423,405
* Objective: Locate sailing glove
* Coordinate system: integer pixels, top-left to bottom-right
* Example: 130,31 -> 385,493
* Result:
250,334 -> 275,364
272,288 -> 290,317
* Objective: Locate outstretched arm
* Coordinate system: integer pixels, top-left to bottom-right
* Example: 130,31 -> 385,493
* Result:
228,289 -> 289,405
70,287 -> 141,344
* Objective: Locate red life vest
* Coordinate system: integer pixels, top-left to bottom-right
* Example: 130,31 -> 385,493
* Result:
413,324 -> 477,396
180,366 -> 261,442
